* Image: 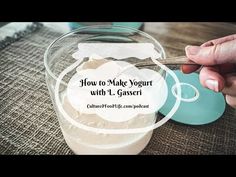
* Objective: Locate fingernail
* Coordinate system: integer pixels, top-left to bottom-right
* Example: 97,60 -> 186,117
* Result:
185,45 -> 201,55
205,79 -> 219,92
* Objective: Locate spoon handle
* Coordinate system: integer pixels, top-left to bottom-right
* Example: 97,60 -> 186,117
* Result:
136,56 -> 196,67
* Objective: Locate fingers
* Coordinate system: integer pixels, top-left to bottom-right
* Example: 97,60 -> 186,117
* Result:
183,34 -> 236,73
199,66 -> 225,92
184,34 -> 236,109
185,39 -> 236,65
222,74 -> 236,96
225,95 -> 236,109
181,59 -> 236,74
201,34 -> 236,47
181,45 -> 201,73
199,68 -> 236,109
181,64 -> 236,93
180,64 -> 201,74
223,73 -> 236,109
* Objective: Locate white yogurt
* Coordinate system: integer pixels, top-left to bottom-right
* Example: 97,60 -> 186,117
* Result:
57,58 -> 158,154
61,95 -> 155,154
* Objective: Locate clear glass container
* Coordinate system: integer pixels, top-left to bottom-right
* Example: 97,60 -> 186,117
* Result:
44,25 -> 170,154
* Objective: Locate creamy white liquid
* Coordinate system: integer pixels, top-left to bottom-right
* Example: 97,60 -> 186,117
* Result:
60,93 -> 155,154
57,58 -> 157,154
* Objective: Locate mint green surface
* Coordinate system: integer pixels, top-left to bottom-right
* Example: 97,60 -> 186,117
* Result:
69,22 -> 143,31
112,22 -> 143,29
159,70 -> 226,125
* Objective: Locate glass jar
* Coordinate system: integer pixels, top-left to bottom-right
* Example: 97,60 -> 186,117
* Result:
44,25 -> 172,154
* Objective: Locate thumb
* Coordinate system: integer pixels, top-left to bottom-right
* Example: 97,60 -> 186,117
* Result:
185,39 -> 236,65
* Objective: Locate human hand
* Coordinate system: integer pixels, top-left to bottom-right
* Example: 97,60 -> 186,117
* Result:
181,34 -> 236,109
